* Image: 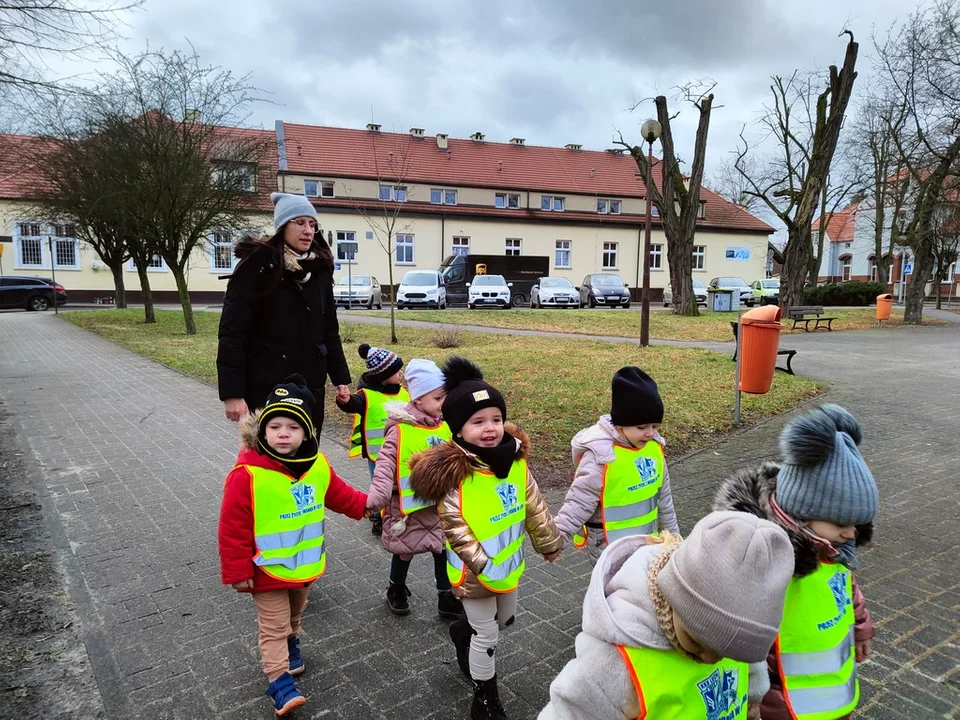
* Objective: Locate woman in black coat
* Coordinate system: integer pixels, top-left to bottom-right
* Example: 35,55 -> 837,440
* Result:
217,192 -> 351,431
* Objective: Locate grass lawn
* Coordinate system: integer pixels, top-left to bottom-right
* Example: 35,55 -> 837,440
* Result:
63,309 -> 823,485
357,307 -> 938,343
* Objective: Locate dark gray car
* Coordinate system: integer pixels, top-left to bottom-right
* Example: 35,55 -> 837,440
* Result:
579,273 -> 631,308
0,276 -> 67,311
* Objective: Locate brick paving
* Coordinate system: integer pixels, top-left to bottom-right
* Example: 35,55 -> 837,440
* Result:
0,312 -> 957,719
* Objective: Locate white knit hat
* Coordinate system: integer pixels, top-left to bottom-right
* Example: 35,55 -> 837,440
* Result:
271,192 -> 317,230
405,359 -> 445,400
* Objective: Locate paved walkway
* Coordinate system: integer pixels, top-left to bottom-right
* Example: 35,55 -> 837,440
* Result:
0,313 -> 957,719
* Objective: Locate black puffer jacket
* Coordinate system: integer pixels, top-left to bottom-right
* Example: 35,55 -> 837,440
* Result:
216,236 -> 351,427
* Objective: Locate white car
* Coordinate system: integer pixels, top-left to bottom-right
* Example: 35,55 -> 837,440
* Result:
663,279 -> 708,307
396,270 -> 447,309
467,274 -> 512,309
333,275 -> 383,309
531,277 -> 580,308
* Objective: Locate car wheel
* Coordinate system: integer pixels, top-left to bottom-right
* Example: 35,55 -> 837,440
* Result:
377,299 -> 383,309
28,295 -> 50,312
468,303 -> 475,310
588,296 -> 597,308
622,301 -> 631,309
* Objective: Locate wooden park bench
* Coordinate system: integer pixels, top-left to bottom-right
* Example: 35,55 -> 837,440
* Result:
787,305 -> 837,332
730,322 -> 797,375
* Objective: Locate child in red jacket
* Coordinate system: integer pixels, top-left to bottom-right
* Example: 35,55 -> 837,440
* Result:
219,374 -> 369,716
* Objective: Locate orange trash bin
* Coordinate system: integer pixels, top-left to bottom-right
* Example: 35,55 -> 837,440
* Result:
876,293 -> 894,321
738,305 -> 783,394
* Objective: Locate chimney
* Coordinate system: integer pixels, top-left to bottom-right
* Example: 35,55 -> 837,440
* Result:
366,123 -> 382,133
565,143 -> 583,152
590,168 -> 596,178
605,148 -> 626,156
497,160 -> 503,171
409,127 -> 425,137
184,108 -> 200,123
510,137 -> 526,146
470,132 -> 485,142
436,133 -> 448,151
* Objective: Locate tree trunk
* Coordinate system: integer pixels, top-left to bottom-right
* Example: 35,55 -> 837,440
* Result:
668,256 -> 699,316
109,262 -> 127,309
170,264 -> 196,335
387,242 -> 397,344
134,262 -> 156,323
780,224 -> 810,312
903,243 -> 934,324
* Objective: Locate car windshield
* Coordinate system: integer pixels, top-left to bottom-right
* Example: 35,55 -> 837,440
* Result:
541,278 -> 573,289
762,280 -> 780,288
693,280 -> 706,290
336,276 -> 370,286
472,275 -> 506,286
402,272 -> 437,287
591,275 -> 624,287
719,277 -> 749,288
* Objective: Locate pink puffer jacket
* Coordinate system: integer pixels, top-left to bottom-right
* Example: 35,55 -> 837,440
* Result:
366,402 -> 445,560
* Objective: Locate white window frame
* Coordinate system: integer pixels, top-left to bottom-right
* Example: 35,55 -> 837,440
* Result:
542,195 -> 566,212
13,221 -> 80,270
867,255 -> 877,282
378,184 -> 392,201
650,243 -> 663,271
126,253 -> 168,273
452,236 -> 470,256
692,245 -> 706,271
430,188 -> 458,205
336,231 -> 358,264
555,240 -> 571,269
395,233 -> 415,265
209,230 -> 237,273
505,238 -> 522,256
304,180 -> 319,197
495,192 -> 521,209
841,255 -> 852,282
609,199 -> 622,215
320,181 -> 334,198
597,198 -> 608,214
602,242 -> 618,270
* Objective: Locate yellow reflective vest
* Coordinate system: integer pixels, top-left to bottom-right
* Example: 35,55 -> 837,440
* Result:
396,422 -> 452,515
599,441 -> 664,544
348,388 -> 410,460
618,644 -> 748,719
776,562 -> 859,719
446,459 -> 527,593
249,454 -> 331,582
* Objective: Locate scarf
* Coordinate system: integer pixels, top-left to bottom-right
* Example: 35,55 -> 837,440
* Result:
645,532 -> 701,660
770,493 -> 860,570
454,430 -> 518,479
283,246 -> 320,285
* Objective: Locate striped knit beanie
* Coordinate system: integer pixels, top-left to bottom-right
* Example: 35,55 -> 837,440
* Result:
359,343 -> 404,385
258,374 -> 316,440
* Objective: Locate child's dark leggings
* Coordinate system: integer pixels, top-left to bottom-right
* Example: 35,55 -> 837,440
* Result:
390,552 -> 451,592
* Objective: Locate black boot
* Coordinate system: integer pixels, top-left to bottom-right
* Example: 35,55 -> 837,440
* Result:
437,590 -> 466,619
471,676 -> 508,720
449,616 -> 474,678
386,583 -> 411,615
371,514 -> 383,536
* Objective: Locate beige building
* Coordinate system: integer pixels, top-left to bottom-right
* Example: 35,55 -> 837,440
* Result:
0,124 -> 773,303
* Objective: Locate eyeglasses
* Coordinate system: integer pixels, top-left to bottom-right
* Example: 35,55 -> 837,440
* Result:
293,218 -> 319,232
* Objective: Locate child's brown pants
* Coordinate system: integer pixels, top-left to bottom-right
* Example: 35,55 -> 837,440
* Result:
251,588 -> 310,681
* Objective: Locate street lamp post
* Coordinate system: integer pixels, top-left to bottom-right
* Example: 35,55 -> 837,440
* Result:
640,119 -> 662,347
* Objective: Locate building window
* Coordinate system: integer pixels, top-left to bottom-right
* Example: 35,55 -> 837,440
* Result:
542,195 -> 565,212
53,238 -> 77,268
429,188 -> 457,205
210,230 -> 235,271
127,254 -> 167,272
396,233 -> 415,264
336,231 -> 358,263
15,222 -> 78,269
697,201 -> 706,219
237,164 -> 256,192
651,205 -> 660,218
650,243 -> 663,270
597,199 -> 622,215
496,192 -> 521,209
18,222 -> 41,237
602,242 -> 618,269
304,180 -> 333,198
610,199 -> 621,214
555,240 -> 571,268
867,255 -> 877,282
215,162 -> 256,192
378,184 -> 391,201
841,255 -> 852,282
692,245 -> 705,271
17,238 -> 43,267
452,236 -> 470,256
505,238 -> 522,256
597,199 -> 608,214
378,185 -> 406,201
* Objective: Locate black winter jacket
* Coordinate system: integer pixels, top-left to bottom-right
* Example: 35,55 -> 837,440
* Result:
216,239 -> 351,407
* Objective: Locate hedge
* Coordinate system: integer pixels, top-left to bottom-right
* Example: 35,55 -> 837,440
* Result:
803,281 -> 888,306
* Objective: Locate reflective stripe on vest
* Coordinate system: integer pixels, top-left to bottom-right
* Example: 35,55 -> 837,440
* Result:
601,442 -> 664,544
249,454 -> 331,582
779,563 -> 859,719
348,388 -> 410,460
396,422 -> 452,515
618,644 -> 748,719
446,460 -> 528,593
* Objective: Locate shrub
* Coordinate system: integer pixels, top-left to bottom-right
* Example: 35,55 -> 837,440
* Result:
803,281 -> 887,306
430,327 -> 463,348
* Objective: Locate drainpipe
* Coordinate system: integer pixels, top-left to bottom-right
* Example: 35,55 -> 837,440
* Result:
441,213 -> 445,262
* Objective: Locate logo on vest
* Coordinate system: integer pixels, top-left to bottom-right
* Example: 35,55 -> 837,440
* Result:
280,483 -> 322,520
490,481 -> 522,523
426,434 -> 445,448
697,667 -> 744,720
629,456 -> 659,491
818,569 -> 852,631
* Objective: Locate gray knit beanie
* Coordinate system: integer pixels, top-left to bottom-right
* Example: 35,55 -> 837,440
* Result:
271,192 -> 317,230
657,510 -> 794,663
776,404 -> 878,526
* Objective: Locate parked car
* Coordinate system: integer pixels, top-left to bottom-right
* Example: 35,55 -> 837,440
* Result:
530,277 -> 580,308
467,274 -> 512,309
0,276 -> 67,311
663,279 -> 708,307
396,270 -> 447,309
580,273 -> 631,308
751,278 -> 781,305
708,276 -> 755,307
332,275 -> 382,309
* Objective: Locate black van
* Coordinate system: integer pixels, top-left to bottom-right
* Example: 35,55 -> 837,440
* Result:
439,254 -> 549,307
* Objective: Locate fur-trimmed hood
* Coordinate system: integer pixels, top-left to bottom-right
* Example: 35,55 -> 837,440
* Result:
385,401 -> 440,428
239,409 -> 263,450
712,462 -> 873,578
408,423 -> 530,503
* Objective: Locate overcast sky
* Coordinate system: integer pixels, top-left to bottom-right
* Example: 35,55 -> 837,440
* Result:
51,0 -> 913,190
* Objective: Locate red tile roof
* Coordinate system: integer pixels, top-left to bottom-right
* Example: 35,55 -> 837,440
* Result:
812,201 -> 859,242
280,124 -> 773,234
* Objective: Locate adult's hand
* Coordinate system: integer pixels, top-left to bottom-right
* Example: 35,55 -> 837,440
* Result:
224,397 -> 249,422
335,384 -> 351,403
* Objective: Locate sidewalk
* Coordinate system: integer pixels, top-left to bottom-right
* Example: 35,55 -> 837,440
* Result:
0,313 -> 957,718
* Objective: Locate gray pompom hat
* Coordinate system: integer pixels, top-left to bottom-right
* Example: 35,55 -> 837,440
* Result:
776,404 -> 878,526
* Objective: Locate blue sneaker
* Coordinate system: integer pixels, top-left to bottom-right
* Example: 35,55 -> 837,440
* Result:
264,672 -> 306,716
287,636 -> 305,676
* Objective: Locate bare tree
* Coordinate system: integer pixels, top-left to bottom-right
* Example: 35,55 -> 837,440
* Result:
712,154 -> 766,215
930,201 -> 960,308
616,82 -> 716,316
875,0 -> 960,323
349,133 -> 416,343
735,33 -> 859,311
810,154 -> 869,286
